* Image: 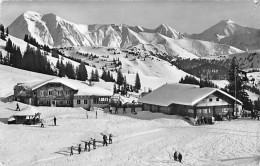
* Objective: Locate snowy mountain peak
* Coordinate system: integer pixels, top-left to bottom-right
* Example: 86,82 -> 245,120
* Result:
23,11 -> 42,18
155,23 -> 183,39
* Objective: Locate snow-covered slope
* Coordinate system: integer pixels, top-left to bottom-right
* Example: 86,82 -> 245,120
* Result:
8,11 -> 244,59
189,19 -> 260,50
1,102 -> 260,166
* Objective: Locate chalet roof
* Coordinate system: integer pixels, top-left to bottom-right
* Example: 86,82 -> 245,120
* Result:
13,106 -> 39,116
18,78 -> 113,97
138,83 -> 242,107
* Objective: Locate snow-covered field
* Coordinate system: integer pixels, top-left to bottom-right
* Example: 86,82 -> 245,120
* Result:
1,101 -> 260,166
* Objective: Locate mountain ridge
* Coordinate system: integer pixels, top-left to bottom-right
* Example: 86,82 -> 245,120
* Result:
188,19 -> 260,50
8,11 -> 243,59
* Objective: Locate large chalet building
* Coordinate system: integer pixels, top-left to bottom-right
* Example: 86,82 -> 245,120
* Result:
138,83 -> 243,119
14,78 -> 113,109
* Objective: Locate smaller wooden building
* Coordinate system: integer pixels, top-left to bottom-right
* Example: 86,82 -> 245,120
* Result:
11,106 -> 41,124
138,83 -> 242,119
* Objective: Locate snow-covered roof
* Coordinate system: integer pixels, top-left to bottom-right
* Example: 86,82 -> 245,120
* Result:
19,77 -> 113,96
138,83 -> 242,107
13,106 -> 39,116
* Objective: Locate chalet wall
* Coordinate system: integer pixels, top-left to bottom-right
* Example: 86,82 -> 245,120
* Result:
170,104 -> 194,117
35,83 -> 75,107
196,94 -> 229,107
73,96 -> 91,109
73,96 -> 110,110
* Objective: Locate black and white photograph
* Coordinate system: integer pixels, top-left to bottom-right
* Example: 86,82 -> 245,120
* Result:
1,0 -> 260,165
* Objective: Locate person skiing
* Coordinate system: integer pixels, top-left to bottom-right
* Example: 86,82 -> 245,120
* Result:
40,120 -> 44,128
16,103 -> 20,111
132,100 -> 136,114
173,151 -> 178,161
84,142 -> 88,151
103,134 -> 108,146
54,117 -> 57,126
88,141 -> 91,152
70,146 -> 73,156
92,139 -> 96,149
109,134 -> 113,144
115,103 -> 118,114
123,104 -> 126,114
178,152 -> 182,163
78,144 -> 81,154
109,106 -> 112,114
96,111 -> 97,119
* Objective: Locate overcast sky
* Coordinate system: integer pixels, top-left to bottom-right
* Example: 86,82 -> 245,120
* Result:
0,0 -> 260,34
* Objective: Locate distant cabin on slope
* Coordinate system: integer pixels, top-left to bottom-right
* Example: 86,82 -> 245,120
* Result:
138,83 -> 242,118
13,78 -> 113,110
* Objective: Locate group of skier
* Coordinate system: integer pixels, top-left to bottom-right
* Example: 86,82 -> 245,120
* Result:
173,151 -> 183,163
107,100 -> 137,115
69,133 -> 113,156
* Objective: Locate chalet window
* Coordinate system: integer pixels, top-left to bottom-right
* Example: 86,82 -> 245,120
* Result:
188,109 -> 194,113
93,97 -> 109,104
77,100 -> 81,104
216,98 -> 220,101
93,98 -> 98,104
40,91 -> 44,96
209,98 -> 212,102
203,109 -> 207,114
84,100 -> 88,104
48,91 -> 53,96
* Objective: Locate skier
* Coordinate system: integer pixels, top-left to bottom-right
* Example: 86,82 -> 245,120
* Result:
96,111 -> 97,119
109,106 -> 112,114
115,103 -> 118,114
40,120 -> 44,128
70,146 -> 73,156
131,100 -> 135,114
88,141 -> 91,152
84,142 -> 88,151
173,151 -> 178,161
54,117 -> 57,126
86,112 -> 88,119
123,104 -> 126,114
178,152 -> 182,163
78,144 -> 81,154
92,139 -> 96,149
109,134 -> 113,144
16,103 -> 20,111
103,134 -> 108,146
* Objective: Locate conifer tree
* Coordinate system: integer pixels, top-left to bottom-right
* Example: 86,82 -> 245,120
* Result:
0,51 -> 2,64
94,69 -> 99,81
0,25 -> 4,33
77,62 -> 88,81
227,57 -> 253,112
134,72 -> 141,90
90,69 -> 95,81
123,76 -> 127,95
58,60 -> 65,77
116,69 -> 124,86
101,69 -> 107,81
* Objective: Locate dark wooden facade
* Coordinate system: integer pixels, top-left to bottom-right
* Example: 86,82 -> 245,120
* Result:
142,91 -> 238,119
34,83 -> 76,107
